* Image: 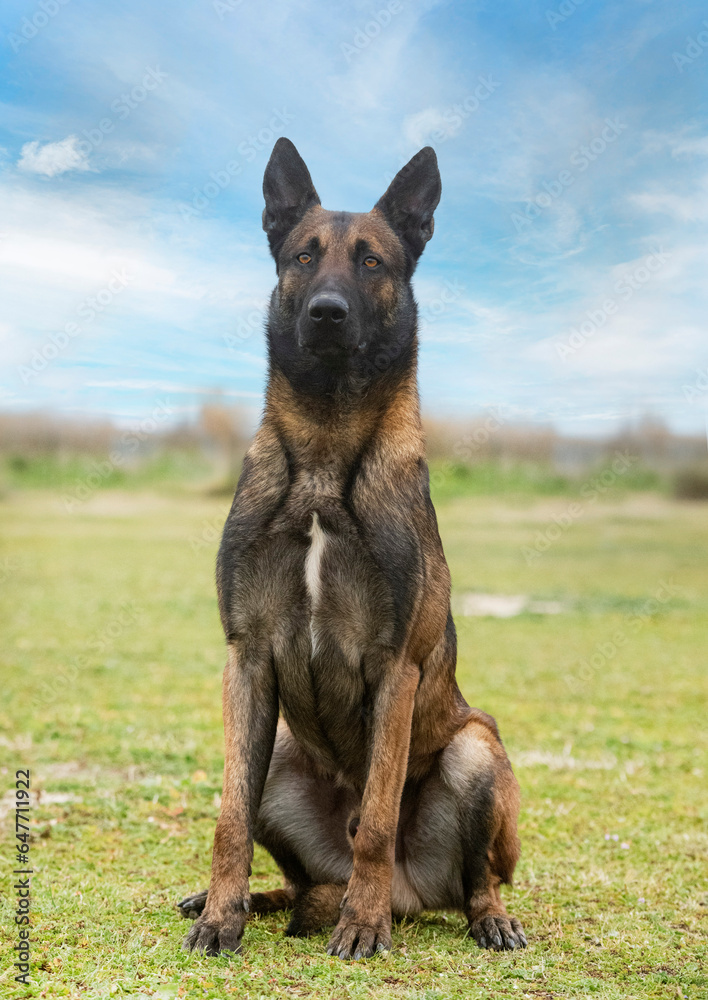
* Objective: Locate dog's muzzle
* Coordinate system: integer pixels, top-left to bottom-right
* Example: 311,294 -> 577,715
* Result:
298,292 -> 362,360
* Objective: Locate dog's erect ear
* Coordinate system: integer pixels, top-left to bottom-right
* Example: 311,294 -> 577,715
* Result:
262,138 -> 320,258
374,147 -> 441,261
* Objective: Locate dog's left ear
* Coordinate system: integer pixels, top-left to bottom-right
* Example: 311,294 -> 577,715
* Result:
374,147 -> 441,261
263,138 -> 321,259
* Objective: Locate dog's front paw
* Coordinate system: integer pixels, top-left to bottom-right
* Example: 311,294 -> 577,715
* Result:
326,909 -> 391,960
182,902 -> 248,956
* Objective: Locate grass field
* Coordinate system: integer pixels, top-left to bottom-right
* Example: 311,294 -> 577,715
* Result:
0,487 -> 706,999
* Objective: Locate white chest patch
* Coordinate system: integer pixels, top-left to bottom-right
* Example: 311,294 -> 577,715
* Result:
304,512 -> 327,653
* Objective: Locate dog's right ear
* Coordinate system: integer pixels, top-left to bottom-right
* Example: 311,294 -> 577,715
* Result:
262,138 -> 320,259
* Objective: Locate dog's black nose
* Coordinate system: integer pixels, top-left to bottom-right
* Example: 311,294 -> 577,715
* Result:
308,293 -> 349,325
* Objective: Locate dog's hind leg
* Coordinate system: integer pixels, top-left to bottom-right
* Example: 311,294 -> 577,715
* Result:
286,883 -> 347,937
441,711 -> 527,950
253,721 -> 358,938
176,728 -> 354,935
252,885 -> 297,913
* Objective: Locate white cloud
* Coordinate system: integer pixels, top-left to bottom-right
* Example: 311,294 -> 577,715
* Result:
403,107 -> 460,147
0,175 -> 275,405
631,130 -> 708,222
631,178 -> 708,223
0,179 -> 270,300
17,136 -> 92,178
641,128 -> 708,160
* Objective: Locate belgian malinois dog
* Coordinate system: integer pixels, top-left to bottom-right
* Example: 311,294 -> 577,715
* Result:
179,138 -> 526,960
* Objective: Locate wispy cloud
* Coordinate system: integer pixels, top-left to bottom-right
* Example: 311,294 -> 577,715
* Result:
17,136 -> 93,177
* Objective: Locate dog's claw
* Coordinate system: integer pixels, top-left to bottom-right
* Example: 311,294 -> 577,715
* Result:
469,913 -> 527,952
326,915 -> 392,960
182,906 -> 247,957
177,890 -> 209,920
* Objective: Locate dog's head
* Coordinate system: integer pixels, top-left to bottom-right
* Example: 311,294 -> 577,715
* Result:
262,138 -> 441,390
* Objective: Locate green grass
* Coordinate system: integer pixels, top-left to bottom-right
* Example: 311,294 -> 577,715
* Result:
1,451 -> 669,500
427,460 -> 665,502
0,489 -> 706,999
0,451 -> 213,494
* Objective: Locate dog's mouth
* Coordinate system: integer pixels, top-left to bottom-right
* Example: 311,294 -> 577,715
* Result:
296,323 -> 365,366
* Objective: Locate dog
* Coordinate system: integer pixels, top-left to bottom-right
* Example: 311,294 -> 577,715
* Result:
179,138 -> 526,960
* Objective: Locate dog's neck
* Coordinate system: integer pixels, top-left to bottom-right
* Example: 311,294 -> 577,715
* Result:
263,360 -> 425,474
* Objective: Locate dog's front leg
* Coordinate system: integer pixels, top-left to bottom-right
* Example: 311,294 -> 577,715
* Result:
327,659 -> 419,960
184,642 -> 278,956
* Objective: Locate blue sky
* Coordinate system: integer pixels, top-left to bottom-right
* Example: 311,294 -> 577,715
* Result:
1,0 -> 707,435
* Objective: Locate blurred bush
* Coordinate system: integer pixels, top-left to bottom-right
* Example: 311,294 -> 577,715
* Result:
0,395 -> 247,494
673,467 -> 708,500
0,404 -> 705,500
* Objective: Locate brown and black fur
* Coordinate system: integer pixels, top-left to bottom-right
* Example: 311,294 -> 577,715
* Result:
180,138 -> 526,960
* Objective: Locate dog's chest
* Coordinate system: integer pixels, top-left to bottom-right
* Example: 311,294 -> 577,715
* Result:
297,507 -> 383,663
269,506 -> 393,777
304,512 -> 327,655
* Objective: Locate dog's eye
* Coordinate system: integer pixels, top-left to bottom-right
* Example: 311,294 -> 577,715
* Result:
297,253 -> 312,265
363,257 -> 380,268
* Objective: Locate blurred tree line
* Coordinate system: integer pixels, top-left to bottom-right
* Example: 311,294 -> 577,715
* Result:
1,399 -> 707,498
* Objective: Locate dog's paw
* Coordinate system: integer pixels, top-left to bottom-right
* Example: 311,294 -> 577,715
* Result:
177,890 -> 208,920
182,905 -> 248,956
326,912 -> 391,960
469,913 -> 527,951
